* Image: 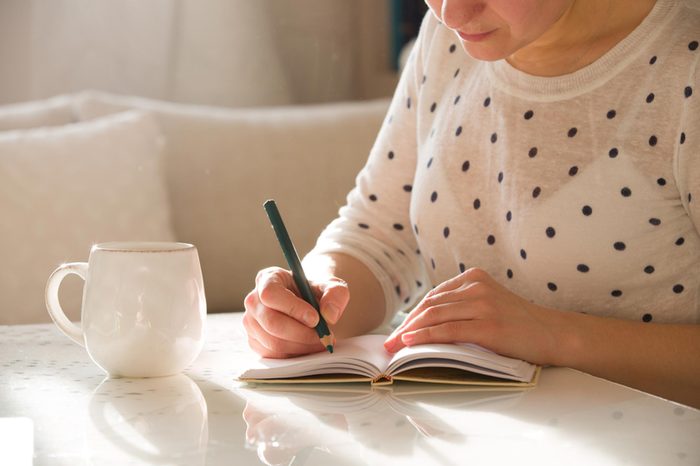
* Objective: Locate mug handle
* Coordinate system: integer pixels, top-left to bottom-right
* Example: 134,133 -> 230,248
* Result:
45,262 -> 88,346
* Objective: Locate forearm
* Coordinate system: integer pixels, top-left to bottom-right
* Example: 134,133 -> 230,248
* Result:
303,252 -> 386,338
552,309 -> 700,408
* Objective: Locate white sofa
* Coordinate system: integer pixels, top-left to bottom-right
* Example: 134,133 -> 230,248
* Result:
0,91 -> 390,324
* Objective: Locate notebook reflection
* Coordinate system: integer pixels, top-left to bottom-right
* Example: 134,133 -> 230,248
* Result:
239,384 -> 524,465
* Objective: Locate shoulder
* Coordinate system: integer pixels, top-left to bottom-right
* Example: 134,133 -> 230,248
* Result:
679,0 -> 700,74
666,2 -> 699,101
626,1 -> 699,108
680,0 -> 700,20
654,1 -> 699,64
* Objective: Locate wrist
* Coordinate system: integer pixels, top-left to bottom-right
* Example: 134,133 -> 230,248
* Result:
539,305 -> 586,368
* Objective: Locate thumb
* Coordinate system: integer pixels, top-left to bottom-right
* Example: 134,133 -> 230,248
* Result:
316,277 -> 350,324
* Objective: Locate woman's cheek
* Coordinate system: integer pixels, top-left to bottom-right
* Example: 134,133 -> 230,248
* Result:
424,0 -> 444,21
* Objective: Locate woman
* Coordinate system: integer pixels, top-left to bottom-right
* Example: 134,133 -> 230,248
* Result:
244,0 -> 700,407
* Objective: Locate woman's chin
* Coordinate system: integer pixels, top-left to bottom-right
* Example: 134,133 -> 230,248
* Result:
460,42 -> 509,62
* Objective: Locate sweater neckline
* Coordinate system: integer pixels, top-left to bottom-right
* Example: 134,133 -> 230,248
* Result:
485,0 -> 679,102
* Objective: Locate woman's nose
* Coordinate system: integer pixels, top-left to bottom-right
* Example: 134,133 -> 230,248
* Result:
440,0 -> 486,30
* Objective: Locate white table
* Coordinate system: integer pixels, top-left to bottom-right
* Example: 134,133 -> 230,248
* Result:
1,312 -> 698,466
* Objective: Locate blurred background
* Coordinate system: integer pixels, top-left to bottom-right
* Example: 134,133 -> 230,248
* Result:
0,0 -> 432,323
0,0 -> 428,107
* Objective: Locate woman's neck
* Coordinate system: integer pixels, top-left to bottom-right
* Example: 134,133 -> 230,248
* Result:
507,0 -> 657,77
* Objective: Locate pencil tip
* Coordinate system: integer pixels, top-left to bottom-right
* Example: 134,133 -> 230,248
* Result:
326,345 -> 334,353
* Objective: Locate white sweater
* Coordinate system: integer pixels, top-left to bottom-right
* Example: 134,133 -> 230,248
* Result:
310,0 -> 700,326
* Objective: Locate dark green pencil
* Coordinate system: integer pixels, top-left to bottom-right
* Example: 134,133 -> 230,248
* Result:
263,199 -> 335,353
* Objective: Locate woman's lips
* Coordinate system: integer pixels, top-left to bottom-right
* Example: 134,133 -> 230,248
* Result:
457,29 -> 495,42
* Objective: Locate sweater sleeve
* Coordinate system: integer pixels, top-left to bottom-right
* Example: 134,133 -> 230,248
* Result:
675,55 -> 700,233
306,13 -> 437,327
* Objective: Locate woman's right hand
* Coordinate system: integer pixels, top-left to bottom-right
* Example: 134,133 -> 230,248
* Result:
243,266 -> 350,358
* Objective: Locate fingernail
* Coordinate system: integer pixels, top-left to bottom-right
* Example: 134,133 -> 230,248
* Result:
401,333 -> 415,346
322,302 -> 340,323
383,340 -> 395,352
384,336 -> 398,351
304,312 -> 319,327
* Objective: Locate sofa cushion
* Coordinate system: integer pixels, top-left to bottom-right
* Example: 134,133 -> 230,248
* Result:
76,91 -> 389,312
0,94 -> 77,131
0,111 -> 175,324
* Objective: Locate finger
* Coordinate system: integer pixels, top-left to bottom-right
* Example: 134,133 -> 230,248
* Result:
245,312 -> 324,356
248,333 -> 321,359
389,273 -> 478,337
243,407 -> 260,444
437,266 -> 490,293
256,268 -> 319,327
243,405 -> 275,445
245,314 -> 305,358
242,404 -> 268,426
389,280 -> 489,341
247,335 -> 291,359
421,267 -> 492,306
401,320 -> 490,347
394,300 -> 484,337
254,417 -> 300,465
315,277 -> 349,324
385,302 -> 483,353
246,293 -> 322,345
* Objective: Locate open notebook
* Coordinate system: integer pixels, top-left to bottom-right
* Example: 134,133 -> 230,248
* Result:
238,335 -> 539,387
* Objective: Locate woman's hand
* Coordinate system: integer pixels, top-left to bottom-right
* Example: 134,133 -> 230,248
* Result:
243,266 -> 350,358
383,267 -> 568,366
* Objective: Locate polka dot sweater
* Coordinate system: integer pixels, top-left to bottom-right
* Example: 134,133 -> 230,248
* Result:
308,0 -> 700,327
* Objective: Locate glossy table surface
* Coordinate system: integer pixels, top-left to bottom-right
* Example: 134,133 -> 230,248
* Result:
1,312 -> 698,466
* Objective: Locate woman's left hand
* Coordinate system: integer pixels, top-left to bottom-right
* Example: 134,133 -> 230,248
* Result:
383,267 -> 570,365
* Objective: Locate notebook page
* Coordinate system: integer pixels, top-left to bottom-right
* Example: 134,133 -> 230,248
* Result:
385,343 -> 536,381
239,334 -> 392,380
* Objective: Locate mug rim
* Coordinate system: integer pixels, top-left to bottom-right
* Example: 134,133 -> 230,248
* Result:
91,242 -> 195,253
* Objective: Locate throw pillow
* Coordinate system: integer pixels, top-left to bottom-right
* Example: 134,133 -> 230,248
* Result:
76,91 -> 389,313
0,94 -> 77,131
0,111 -> 175,324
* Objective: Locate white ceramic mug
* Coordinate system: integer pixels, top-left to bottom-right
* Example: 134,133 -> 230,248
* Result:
45,242 -> 206,377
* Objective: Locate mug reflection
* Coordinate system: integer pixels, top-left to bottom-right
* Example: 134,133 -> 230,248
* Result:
86,374 -> 208,465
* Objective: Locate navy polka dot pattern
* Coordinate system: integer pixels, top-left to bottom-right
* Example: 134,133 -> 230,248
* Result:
310,2 -> 700,324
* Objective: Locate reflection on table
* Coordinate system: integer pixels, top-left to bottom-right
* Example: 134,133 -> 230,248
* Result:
1,312 -> 698,466
87,374 -> 208,465
239,384 -> 515,465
